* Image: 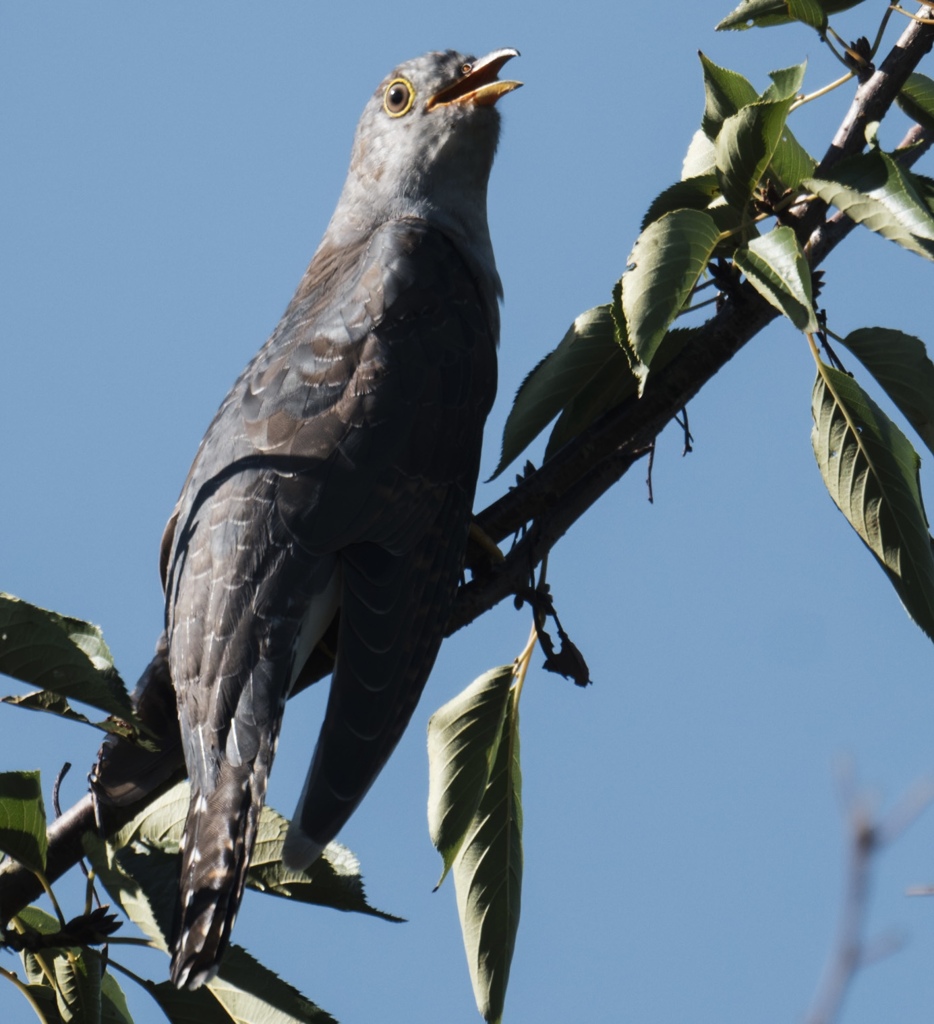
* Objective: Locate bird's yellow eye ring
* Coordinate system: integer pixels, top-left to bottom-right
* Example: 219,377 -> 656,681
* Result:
384,78 -> 415,117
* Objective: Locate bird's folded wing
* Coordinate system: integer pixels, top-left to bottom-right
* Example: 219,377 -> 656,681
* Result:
163,217 -> 497,797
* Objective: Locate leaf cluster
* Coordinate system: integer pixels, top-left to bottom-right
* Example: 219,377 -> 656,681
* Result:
0,756 -> 396,1022
494,14 -> 934,640
461,9 -> 934,1015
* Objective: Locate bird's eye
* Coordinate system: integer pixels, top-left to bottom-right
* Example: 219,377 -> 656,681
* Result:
383,78 -> 415,117
461,63 -> 472,75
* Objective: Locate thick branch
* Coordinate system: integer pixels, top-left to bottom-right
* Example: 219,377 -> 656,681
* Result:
2,7 -> 933,930
817,7 -> 934,174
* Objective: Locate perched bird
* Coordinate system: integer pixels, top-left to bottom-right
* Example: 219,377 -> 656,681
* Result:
159,48 -> 520,989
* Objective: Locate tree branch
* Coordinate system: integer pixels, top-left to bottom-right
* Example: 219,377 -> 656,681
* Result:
451,6 -> 934,630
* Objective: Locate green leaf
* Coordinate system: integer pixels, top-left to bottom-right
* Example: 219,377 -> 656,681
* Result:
811,363 -> 934,638
734,225 -> 818,331
0,769 -> 48,873
760,64 -> 817,191
491,307 -> 629,480
642,175 -> 723,228
897,72 -> 934,132
762,62 -> 807,102
537,281 -> 645,458
682,130 -> 717,180
21,985 -> 68,1024
544,326 -> 702,460
804,152 -> 934,260
544,348 -> 638,460
107,779 -> 188,851
717,0 -> 866,31
207,944 -> 337,1024
699,53 -> 758,139
786,0 -> 826,28
427,665 -> 515,885
769,125 -> 817,192
695,54 -> 812,193
92,779 -> 397,926
836,328 -> 934,457
915,172 -> 934,216
17,906 -> 63,986
139,979 -> 237,1024
0,689 -> 139,739
653,173 -> 750,246
452,687 -> 523,1024
18,904 -> 62,934
27,981 -> 127,1024
244,807 -> 402,921
0,594 -> 135,722
89,822 -> 337,1022
621,209 -> 721,388
100,972 -> 133,1024
716,97 -> 795,209
22,983 -> 66,1024
53,947 -> 102,1024
83,831 -> 175,951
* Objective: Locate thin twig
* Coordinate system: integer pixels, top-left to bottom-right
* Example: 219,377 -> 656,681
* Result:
51,764 -> 70,819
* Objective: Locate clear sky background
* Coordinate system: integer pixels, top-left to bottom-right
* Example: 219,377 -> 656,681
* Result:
3,3 -> 934,1023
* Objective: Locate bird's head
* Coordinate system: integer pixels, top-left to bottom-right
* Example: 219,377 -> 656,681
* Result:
331,48 -> 521,248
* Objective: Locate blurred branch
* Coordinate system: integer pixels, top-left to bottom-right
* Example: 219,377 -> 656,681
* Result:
2,4 -> 933,931
805,767 -> 934,1024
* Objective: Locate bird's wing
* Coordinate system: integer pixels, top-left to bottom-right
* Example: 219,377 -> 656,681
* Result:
165,217 -> 497,986
277,220 -> 500,865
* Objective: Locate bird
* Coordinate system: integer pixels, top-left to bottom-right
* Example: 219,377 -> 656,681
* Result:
158,48 -> 520,989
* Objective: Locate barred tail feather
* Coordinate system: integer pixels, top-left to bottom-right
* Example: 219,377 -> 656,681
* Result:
170,763 -> 264,989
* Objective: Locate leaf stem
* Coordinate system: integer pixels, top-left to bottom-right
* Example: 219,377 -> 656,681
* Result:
0,965 -> 52,1024
870,5 -> 899,56
6,917 -> 56,989
790,72 -> 854,112
821,28 -> 851,70
889,4 -> 934,26
104,955 -> 157,992
512,622 -> 538,703
32,872 -> 66,929
825,26 -> 873,73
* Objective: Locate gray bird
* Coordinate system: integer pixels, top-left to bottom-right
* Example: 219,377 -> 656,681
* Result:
160,48 -> 519,989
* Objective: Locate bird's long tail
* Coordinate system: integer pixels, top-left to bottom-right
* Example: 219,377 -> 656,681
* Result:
170,762 -> 265,989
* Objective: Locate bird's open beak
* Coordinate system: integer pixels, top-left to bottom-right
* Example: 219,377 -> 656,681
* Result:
426,48 -> 522,111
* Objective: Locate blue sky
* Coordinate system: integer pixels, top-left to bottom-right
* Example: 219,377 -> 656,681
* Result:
3,3 -> 934,1022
